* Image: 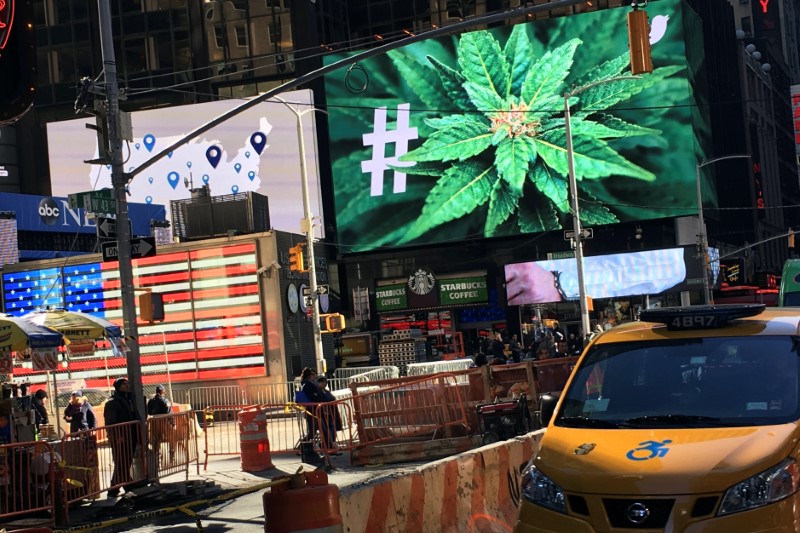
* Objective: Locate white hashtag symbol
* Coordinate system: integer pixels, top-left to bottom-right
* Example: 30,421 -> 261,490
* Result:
362,104 -> 419,197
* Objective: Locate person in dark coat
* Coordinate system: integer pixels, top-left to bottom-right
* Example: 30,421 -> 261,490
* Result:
316,376 -> 342,452
298,368 -> 324,462
147,385 -> 172,416
32,390 -> 49,429
104,378 -> 141,497
490,333 -> 506,360
63,390 -> 96,433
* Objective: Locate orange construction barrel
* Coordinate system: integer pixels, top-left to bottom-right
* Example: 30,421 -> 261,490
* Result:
238,406 -> 274,472
264,470 -> 343,533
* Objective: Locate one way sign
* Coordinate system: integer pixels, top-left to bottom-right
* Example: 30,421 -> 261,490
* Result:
101,237 -> 157,262
96,216 -> 132,240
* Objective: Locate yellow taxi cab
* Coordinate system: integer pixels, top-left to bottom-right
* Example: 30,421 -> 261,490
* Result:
515,304 -> 800,532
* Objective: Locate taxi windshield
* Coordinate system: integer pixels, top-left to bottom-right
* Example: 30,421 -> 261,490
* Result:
555,336 -> 800,428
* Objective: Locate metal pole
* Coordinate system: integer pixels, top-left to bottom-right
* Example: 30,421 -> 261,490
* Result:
270,95 -> 326,375
97,1 -> 146,425
695,154 -> 750,306
296,111 -> 325,375
695,163 -> 711,305
564,95 -> 591,339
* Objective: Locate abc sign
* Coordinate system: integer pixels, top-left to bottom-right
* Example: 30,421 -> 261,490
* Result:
38,198 -> 60,225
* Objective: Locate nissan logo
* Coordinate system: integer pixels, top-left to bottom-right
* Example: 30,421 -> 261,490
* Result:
38,198 -> 60,225
626,502 -> 650,525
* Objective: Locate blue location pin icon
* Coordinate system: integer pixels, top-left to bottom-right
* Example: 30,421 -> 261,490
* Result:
167,171 -> 180,190
245,151 -> 251,159
135,143 -> 141,150
167,151 -> 173,158
231,185 -> 239,194
250,132 -> 267,155
234,163 -> 242,174
248,171 -> 256,182
148,177 -> 154,184
146,196 -> 153,204
143,134 -> 156,152
202,174 -> 210,184
206,146 -> 222,169
187,162 -> 192,168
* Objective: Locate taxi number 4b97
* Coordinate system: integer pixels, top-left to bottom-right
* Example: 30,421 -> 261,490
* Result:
671,315 -> 716,329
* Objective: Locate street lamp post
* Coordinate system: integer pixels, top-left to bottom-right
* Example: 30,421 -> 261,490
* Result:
695,154 -> 750,305
564,76 -> 639,339
272,95 -> 327,375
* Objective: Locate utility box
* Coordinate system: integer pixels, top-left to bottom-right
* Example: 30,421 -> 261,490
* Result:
171,188 -> 270,241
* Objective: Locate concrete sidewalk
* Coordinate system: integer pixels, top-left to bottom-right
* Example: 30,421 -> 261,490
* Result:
62,448 -> 425,532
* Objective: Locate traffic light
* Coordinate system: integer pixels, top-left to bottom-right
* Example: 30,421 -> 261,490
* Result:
627,7 -> 653,75
789,229 -> 796,248
139,292 -> 165,322
322,314 -> 346,333
288,244 -> 306,272
0,0 -> 37,124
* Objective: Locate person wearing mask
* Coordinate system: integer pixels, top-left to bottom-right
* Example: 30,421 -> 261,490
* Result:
104,378 -> 141,497
64,390 -> 96,433
32,390 -> 49,430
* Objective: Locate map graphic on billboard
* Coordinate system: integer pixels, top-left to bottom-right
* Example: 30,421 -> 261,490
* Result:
325,0 -> 705,252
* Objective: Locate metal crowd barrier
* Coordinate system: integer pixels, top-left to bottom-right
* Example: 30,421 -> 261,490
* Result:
533,357 -> 578,395
245,382 -> 300,405
186,386 -> 246,412
406,359 -> 474,378
60,421 -> 146,524
146,411 -> 200,481
0,440 -> 57,527
333,366 -> 399,381
348,373 -> 471,448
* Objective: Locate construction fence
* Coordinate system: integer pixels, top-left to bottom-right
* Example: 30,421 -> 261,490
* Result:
197,358 -> 577,468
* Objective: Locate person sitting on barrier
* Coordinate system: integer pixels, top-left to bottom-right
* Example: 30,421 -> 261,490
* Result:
104,378 -> 142,498
298,368 -> 325,463
316,377 -> 343,454
64,390 -> 97,433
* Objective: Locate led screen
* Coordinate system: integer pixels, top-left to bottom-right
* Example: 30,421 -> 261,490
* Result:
504,247 -> 705,305
3,243 -> 264,386
325,0 -> 705,252
47,89 -> 324,238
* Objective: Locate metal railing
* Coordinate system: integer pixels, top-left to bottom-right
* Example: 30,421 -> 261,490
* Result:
406,359 -> 474,377
0,440 -> 57,526
186,386 -> 246,411
60,421 -> 147,524
348,373 -> 471,448
333,366 -> 399,381
146,411 -> 200,481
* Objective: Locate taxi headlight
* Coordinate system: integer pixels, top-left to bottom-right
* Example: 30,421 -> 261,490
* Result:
719,458 -> 800,515
521,462 -> 566,514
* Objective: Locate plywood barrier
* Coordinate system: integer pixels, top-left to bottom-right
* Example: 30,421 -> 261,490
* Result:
340,430 -> 545,533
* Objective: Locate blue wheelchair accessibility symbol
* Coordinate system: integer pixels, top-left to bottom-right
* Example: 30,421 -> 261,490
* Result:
626,439 -> 673,461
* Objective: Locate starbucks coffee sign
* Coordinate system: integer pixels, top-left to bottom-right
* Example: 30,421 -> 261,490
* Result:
376,283 -> 407,312
439,276 -> 488,305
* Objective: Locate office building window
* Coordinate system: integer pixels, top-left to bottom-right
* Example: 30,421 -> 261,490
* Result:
235,26 -> 248,47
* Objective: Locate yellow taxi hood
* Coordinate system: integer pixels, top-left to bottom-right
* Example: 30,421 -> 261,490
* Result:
536,424 -> 800,495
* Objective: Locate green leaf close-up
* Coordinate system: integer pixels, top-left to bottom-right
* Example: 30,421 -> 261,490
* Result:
485,179 -> 521,237
399,161 -> 498,244
401,119 -> 493,163
457,32 -> 509,100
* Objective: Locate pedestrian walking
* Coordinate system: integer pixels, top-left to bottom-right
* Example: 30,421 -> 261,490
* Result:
64,390 -> 96,433
104,378 -> 141,497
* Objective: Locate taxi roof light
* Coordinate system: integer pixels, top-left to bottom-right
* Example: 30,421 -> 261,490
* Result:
638,304 -> 766,330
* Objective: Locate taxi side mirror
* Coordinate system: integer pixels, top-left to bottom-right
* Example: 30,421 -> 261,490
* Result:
538,393 -> 560,427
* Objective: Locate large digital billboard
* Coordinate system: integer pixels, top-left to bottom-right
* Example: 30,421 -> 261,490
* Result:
48,89 -> 325,238
325,0 -> 705,252
3,243 -> 264,386
504,246 -> 705,305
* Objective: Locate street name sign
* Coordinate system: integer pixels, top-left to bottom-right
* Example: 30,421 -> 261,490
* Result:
101,237 -> 156,262
564,228 -> 593,241
68,189 -> 116,215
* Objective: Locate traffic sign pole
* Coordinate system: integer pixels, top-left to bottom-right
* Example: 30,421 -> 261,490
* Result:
98,0 -> 146,434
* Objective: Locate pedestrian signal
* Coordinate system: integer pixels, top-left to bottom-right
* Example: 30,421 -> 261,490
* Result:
289,244 -> 306,272
139,292 -> 165,322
